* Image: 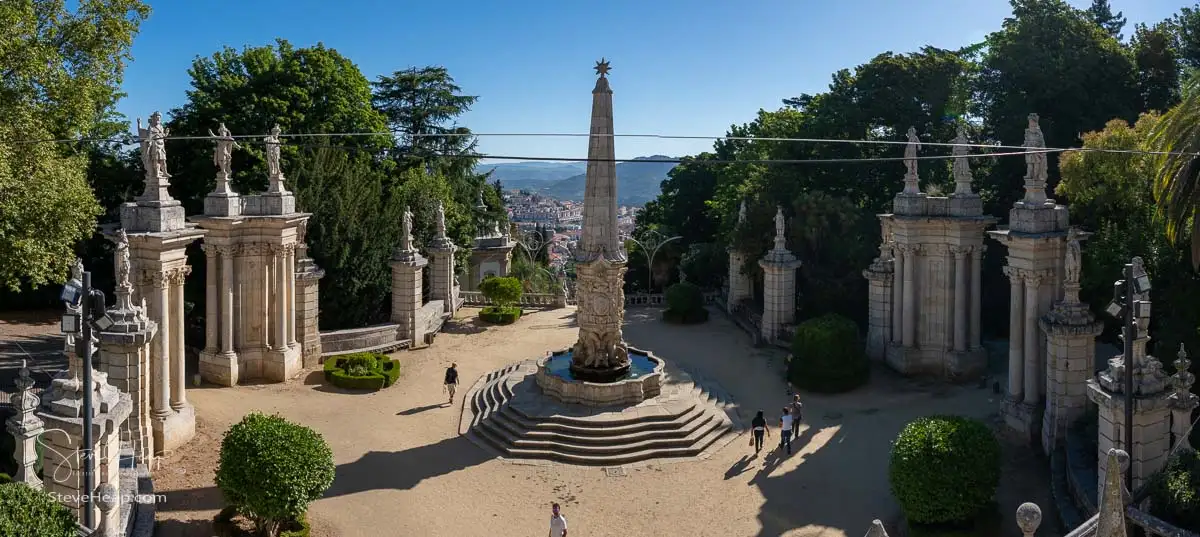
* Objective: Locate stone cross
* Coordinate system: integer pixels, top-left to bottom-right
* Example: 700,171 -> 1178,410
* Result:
902,127 -> 921,194
951,125 -> 974,195
1022,113 -> 1049,205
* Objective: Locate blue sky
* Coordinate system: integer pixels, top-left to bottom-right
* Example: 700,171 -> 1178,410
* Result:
116,0 -> 1187,162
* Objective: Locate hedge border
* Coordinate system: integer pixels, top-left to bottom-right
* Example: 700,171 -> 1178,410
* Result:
479,305 -> 522,324
322,353 -> 400,391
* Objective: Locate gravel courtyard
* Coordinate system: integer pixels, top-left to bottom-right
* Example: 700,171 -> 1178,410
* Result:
127,307 -> 1049,537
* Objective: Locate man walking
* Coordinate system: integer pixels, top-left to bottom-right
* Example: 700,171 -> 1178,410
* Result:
444,363 -> 459,405
779,407 -> 793,455
790,394 -> 804,441
549,503 -> 568,537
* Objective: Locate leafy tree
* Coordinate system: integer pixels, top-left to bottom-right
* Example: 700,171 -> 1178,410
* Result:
1171,5 -> 1200,69
1132,23 -> 1182,112
889,416 -> 1001,525
0,0 -> 149,290
215,413 -> 334,536
1148,76 -> 1200,270
1086,0 -> 1126,40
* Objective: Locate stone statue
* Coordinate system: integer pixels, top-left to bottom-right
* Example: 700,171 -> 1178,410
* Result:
1065,227 -> 1082,285
434,201 -> 447,238
774,206 -> 786,239
952,125 -> 973,192
208,123 -> 241,177
401,207 -> 414,251
904,127 -> 921,178
265,124 -> 284,178
1024,113 -> 1047,184
737,200 -> 747,224
137,112 -> 170,179
115,229 -> 130,288
70,258 -> 84,283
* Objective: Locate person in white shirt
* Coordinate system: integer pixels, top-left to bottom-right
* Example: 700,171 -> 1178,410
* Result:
549,502 -> 568,537
779,407 -> 793,455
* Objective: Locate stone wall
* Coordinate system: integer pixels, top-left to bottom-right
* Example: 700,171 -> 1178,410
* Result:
318,324 -> 408,357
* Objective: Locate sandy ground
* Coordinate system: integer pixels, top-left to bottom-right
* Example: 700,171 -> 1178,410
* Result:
2,307 -> 1055,537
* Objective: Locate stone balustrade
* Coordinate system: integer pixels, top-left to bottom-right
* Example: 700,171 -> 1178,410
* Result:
459,291 -> 563,307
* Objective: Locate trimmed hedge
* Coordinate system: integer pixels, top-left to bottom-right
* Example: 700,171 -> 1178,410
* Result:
215,414 -> 334,536
0,482 -> 78,537
479,276 -> 523,306
479,305 -> 522,324
663,282 -> 708,324
787,313 -> 869,393
214,503 -> 312,537
889,415 -> 1001,525
322,352 -> 400,391
1147,449 -> 1200,531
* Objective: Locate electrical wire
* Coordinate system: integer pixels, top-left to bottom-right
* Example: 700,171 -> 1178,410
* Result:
2,130 -> 1194,159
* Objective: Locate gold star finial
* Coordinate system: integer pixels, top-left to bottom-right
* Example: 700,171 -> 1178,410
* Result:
594,58 -> 611,77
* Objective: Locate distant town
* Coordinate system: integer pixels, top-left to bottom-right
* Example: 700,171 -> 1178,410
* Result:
503,189 -> 640,270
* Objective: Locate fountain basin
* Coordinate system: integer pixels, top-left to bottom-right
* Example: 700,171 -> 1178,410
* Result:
535,347 -> 665,407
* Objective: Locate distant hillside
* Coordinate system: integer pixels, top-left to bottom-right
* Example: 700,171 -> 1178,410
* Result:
541,156 -> 677,204
476,161 -> 586,191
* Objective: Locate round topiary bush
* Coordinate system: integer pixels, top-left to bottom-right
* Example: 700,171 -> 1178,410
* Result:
321,352 -> 400,390
1147,449 -> 1200,531
479,276 -> 523,307
889,415 -> 1001,525
0,482 -> 78,537
479,305 -> 522,324
663,282 -> 708,324
786,313 -> 869,393
216,413 -> 335,536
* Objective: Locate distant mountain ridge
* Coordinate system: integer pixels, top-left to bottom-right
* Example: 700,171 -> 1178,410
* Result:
480,156 -> 676,205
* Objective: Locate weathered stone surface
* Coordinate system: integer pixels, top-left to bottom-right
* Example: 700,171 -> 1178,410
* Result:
535,350 -> 664,407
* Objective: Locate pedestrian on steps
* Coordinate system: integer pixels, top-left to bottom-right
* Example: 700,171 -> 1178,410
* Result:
750,410 -> 770,454
444,363 -> 459,405
779,407 -> 793,455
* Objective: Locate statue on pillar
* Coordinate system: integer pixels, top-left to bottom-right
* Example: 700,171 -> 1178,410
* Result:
208,123 -> 242,179
137,112 -> 171,180
952,125 -> 974,194
435,201 -> 447,239
774,206 -> 786,239
903,127 -> 921,194
1065,227 -> 1082,285
1024,113 -> 1048,189
114,229 -> 132,297
401,206 -> 414,252
737,200 -> 747,225
265,124 -> 284,179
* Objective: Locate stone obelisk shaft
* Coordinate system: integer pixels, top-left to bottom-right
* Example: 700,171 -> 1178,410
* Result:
577,75 -> 623,263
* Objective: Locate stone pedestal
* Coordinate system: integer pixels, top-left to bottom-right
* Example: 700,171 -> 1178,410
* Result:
759,246 -> 801,343
5,362 -> 44,489
117,211 -> 204,456
427,236 -> 459,317
468,234 -> 515,291
727,247 -> 752,309
191,191 -> 309,386
1038,271 -> 1102,455
37,362 -> 131,524
391,247 -> 428,343
882,193 -> 994,380
294,222 -> 325,368
990,201 -> 1069,440
97,287 -> 158,467
863,255 -> 894,361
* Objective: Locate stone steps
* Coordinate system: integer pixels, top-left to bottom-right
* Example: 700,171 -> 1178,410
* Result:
461,361 -> 743,466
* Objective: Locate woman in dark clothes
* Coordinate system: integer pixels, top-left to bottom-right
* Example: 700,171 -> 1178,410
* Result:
750,410 -> 770,453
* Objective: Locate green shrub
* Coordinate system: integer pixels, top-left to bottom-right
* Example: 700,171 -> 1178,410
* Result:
214,506 -> 310,537
479,305 -> 522,324
279,513 -> 311,537
323,353 -> 399,391
0,473 -> 10,484
665,282 -> 705,315
479,276 -> 523,307
216,413 -> 335,537
787,313 -> 869,393
889,415 -> 1001,525
0,482 -> 78,537
1147,449 -> 1200,531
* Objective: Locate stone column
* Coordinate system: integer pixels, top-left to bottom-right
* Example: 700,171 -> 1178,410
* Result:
5,361 -> 44,489
952,246 -> 969,353
970,246 -> 983,349
900,245 -> 918,348
97,276 -> 158,467
203,245 -> 218,354
1038,264 -> 1102,455
391,247 -> 428,343
892,248 -> 904,344
427,235 -> 459,315
220,246 -> 235,355
152,273 -> 172,418
758,211 -> 803,343
274,245 -> 288,350
863,256 -> 894,361
1022,271 -> 1042,403
1004,267 -> 1024,401
170,267 -> 189,410
287,245 -> 297,347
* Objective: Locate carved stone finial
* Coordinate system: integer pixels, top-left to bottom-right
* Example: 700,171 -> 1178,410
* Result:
864,519 -> 889,537
1097,449 -> 1129,537
594,58 -> 611,77
903,127 -> 921,194
951,125 -> 974,195
1015,503 -> 1042,537
1172,344 -> 1198,408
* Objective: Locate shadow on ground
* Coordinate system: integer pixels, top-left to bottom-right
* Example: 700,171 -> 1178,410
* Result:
324,434 -> 492,498
441,318 -> 488,335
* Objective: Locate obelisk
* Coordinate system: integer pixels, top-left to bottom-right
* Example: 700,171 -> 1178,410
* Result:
570,58 -> 631,382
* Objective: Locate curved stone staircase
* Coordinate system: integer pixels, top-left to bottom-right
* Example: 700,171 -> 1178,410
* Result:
459,360 -> 744,466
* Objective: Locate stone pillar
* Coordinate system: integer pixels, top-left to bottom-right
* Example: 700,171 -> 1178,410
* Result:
952,246 -> 969,353
203,245 -> 218,354
200,243 -> 240,386
220,246 -> 235,354
900,244 -> 918,348
1087,260 -> 1173,491
970,246 -> 983,349
262,243 -> 302,382
294,222 -> 325,367
1168,344 -> 1198,452
1038,237 -> 1102,454
287,247 -> 297,346
758,207 -> 802,343
891,247 -> 904,344
151,274 -> 172,419
37,351 -> 131,524
1022,272 -> 1042,402
863,257 -> 894,361
391,246 -> 428,343
5,361 -> 44,489
427,234 -> 459,316
97,271 -> 158,467
726,248 -> 752,308
274,244 -> 289,350
170,267 -> 189,410
96,482 -> 121,537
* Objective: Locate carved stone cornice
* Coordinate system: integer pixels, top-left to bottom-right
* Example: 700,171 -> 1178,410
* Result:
166,266 -> 191,286
895,243 -> 922,256
140,269 -> 167,289
1002,266 -> 1022,284
201,243 -> 218,257
215,244 -> 238,258
950,245 -> 973,258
